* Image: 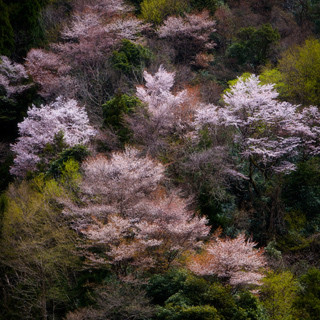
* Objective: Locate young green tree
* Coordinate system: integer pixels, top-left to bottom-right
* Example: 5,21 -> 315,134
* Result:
227,24 -> 280,68
147,269 -> 267,320
140,0 -> 188,25
111,39 -> 152,80
294,267 -> 320,319
260,271 -> 298,320
278,39 -> 320,106
0,175 -> 80,319
102,93 -> 141,144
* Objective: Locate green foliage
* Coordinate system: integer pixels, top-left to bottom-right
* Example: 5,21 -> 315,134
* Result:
136,0 -> 218,17
278,39 -> 320,106
147,269 -> 189,305
102,93 -> 141,143
111,39 -> 152,78
202,281 -> 241,319
294,267 -> 320,319
59,159 -> 82,194
0,0 -> 14,56
157,304 -> 221,320
235,291 -> 268,320
282,157 -> 320,233
227,24 -> 280,67
197,186 -> 232,230
259,68 -> 288,99
260,271 -> 298,320
36,131 -> 68,174
309,0 -> 320,34
46,145 -> 89,179
0,177 -> 80,319
189,0 -> 218,14
6,0 -> 46,57
140,0 -> 188,25
265,240 -> 282,260
148,269 -> 266,320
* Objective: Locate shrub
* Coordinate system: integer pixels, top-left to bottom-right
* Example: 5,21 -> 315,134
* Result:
260,271 -> 298,320
294,267 -> 320,320
278,39 -> 320,106
227,24 -> 280,67
140,0 -> 188,25
111,39 -> 152,79
157,305 -> 221,320
102,93 -> 141,143
46,145 -> 90,178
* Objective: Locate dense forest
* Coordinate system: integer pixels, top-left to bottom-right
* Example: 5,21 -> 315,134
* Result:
1,0 -> 320,319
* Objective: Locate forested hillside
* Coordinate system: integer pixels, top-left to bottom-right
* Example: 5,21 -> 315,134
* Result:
1,0 -> 320,319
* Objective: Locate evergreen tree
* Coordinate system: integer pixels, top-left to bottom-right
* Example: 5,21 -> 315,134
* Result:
5,0 -> 45,57
0,0 -> 14,56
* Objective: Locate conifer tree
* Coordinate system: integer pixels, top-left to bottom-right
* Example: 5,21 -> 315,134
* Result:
0,0 -> 14,56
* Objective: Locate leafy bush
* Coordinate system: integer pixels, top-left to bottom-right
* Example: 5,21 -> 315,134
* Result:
278,39 -> 320,106
0,177 -> 80,320
294,267 -> 320,319
282,157 -> 320,233
140,0 -> 188,25
227,24 -> 280,67
146,269 -> 189,305
46,145 -> 90,178
259,68 -> 288,99
235,291 -> 268,320
111,39 -> 152,79
157,304 -> 221,320
148,269 -> 266,320
260,271 -> 298,320
102,93 -> 141,143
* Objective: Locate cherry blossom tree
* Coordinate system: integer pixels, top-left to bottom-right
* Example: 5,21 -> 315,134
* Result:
64,147 -> 209,275
72,0 -> 132,16
0,55 -> 32,97
194,74 -> 320,176
193,74 -> 320,235
104,18 -> 147,41
79,147 -> 164,210
157,11 -> 216,62
25,49 -> 74,100
10,97 -> 96,177
188,231 -> 266,286
136,65 -> 187,117
50,3 -> 148,112
0,56 -> 37,140
54,14 -> 112,66
289,105 -> 320,156
128,66 -> 196,156
57,1 -> 146,65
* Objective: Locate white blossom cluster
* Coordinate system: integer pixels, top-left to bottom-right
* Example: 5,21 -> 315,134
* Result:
11,97 -> 96,177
